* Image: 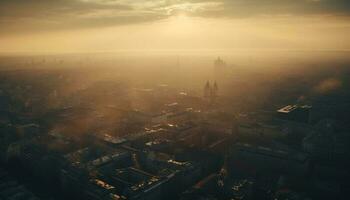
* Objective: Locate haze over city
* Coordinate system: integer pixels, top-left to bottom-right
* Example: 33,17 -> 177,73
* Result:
0,1 -> 350,200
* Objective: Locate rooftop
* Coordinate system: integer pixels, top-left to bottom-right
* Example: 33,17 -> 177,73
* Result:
277,104 -> 312,114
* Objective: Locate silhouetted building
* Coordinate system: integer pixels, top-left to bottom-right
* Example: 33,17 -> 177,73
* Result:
302,119 -> 350,162
228,143 -> 309,178
0,168 -> 40,200
204,81 -> 211,99
203,81 -> 219,105
94,167 -> 163,200
214,57 -> 227,79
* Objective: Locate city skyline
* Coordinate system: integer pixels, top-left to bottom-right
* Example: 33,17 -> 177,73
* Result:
0,1 -> 350,200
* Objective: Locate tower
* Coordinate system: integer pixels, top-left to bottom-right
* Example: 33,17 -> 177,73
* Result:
203,81 -> 218,105
214,57 -> 227,79
210,81 -> 218,104
204,81 -> 211,98
212,81 -> 218,98
214,57 -> 225,68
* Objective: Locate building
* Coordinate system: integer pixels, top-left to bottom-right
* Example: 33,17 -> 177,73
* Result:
228,143 -> 309,178
61,146 -> 132,198
203,81 -> 219,105
129,110 -> 168,125
84,178 -> 127,200
0,168 -> 40,200
214,57 -> 227,79
277,105 -> 312,124
94,167 -> 164,200
302,119 -> 350,162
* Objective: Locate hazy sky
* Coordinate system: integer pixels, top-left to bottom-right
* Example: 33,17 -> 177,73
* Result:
1,0 -> 350,52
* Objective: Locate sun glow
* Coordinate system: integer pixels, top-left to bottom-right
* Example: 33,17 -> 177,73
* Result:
160,15 -> 196,36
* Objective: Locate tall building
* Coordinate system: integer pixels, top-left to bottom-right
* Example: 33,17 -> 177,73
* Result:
203,81 -> 218,104
203,81 -> 211,98
214,57 -> 226,70
214,57 -> 227,79
212,81 -> 218,98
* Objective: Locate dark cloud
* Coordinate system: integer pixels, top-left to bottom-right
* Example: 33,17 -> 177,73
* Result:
1,0 -> 350,35
0,0 -> 131,19
191,0 -> 350,18
0,0 -> 161,35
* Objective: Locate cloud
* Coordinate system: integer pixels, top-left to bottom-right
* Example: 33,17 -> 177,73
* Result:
193,0 -> 350,18
0,0 -> 160,34
314,78 -> 342,94
0,0 -> 350,35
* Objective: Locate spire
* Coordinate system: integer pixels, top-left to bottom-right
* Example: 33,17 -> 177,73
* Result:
212,81 -> 218,97
213,81 -> 218,91
204,81 -> 211,98
205,80 -> 210,88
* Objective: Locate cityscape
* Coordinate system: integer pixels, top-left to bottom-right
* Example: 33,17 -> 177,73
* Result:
1,1 -> 350,200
